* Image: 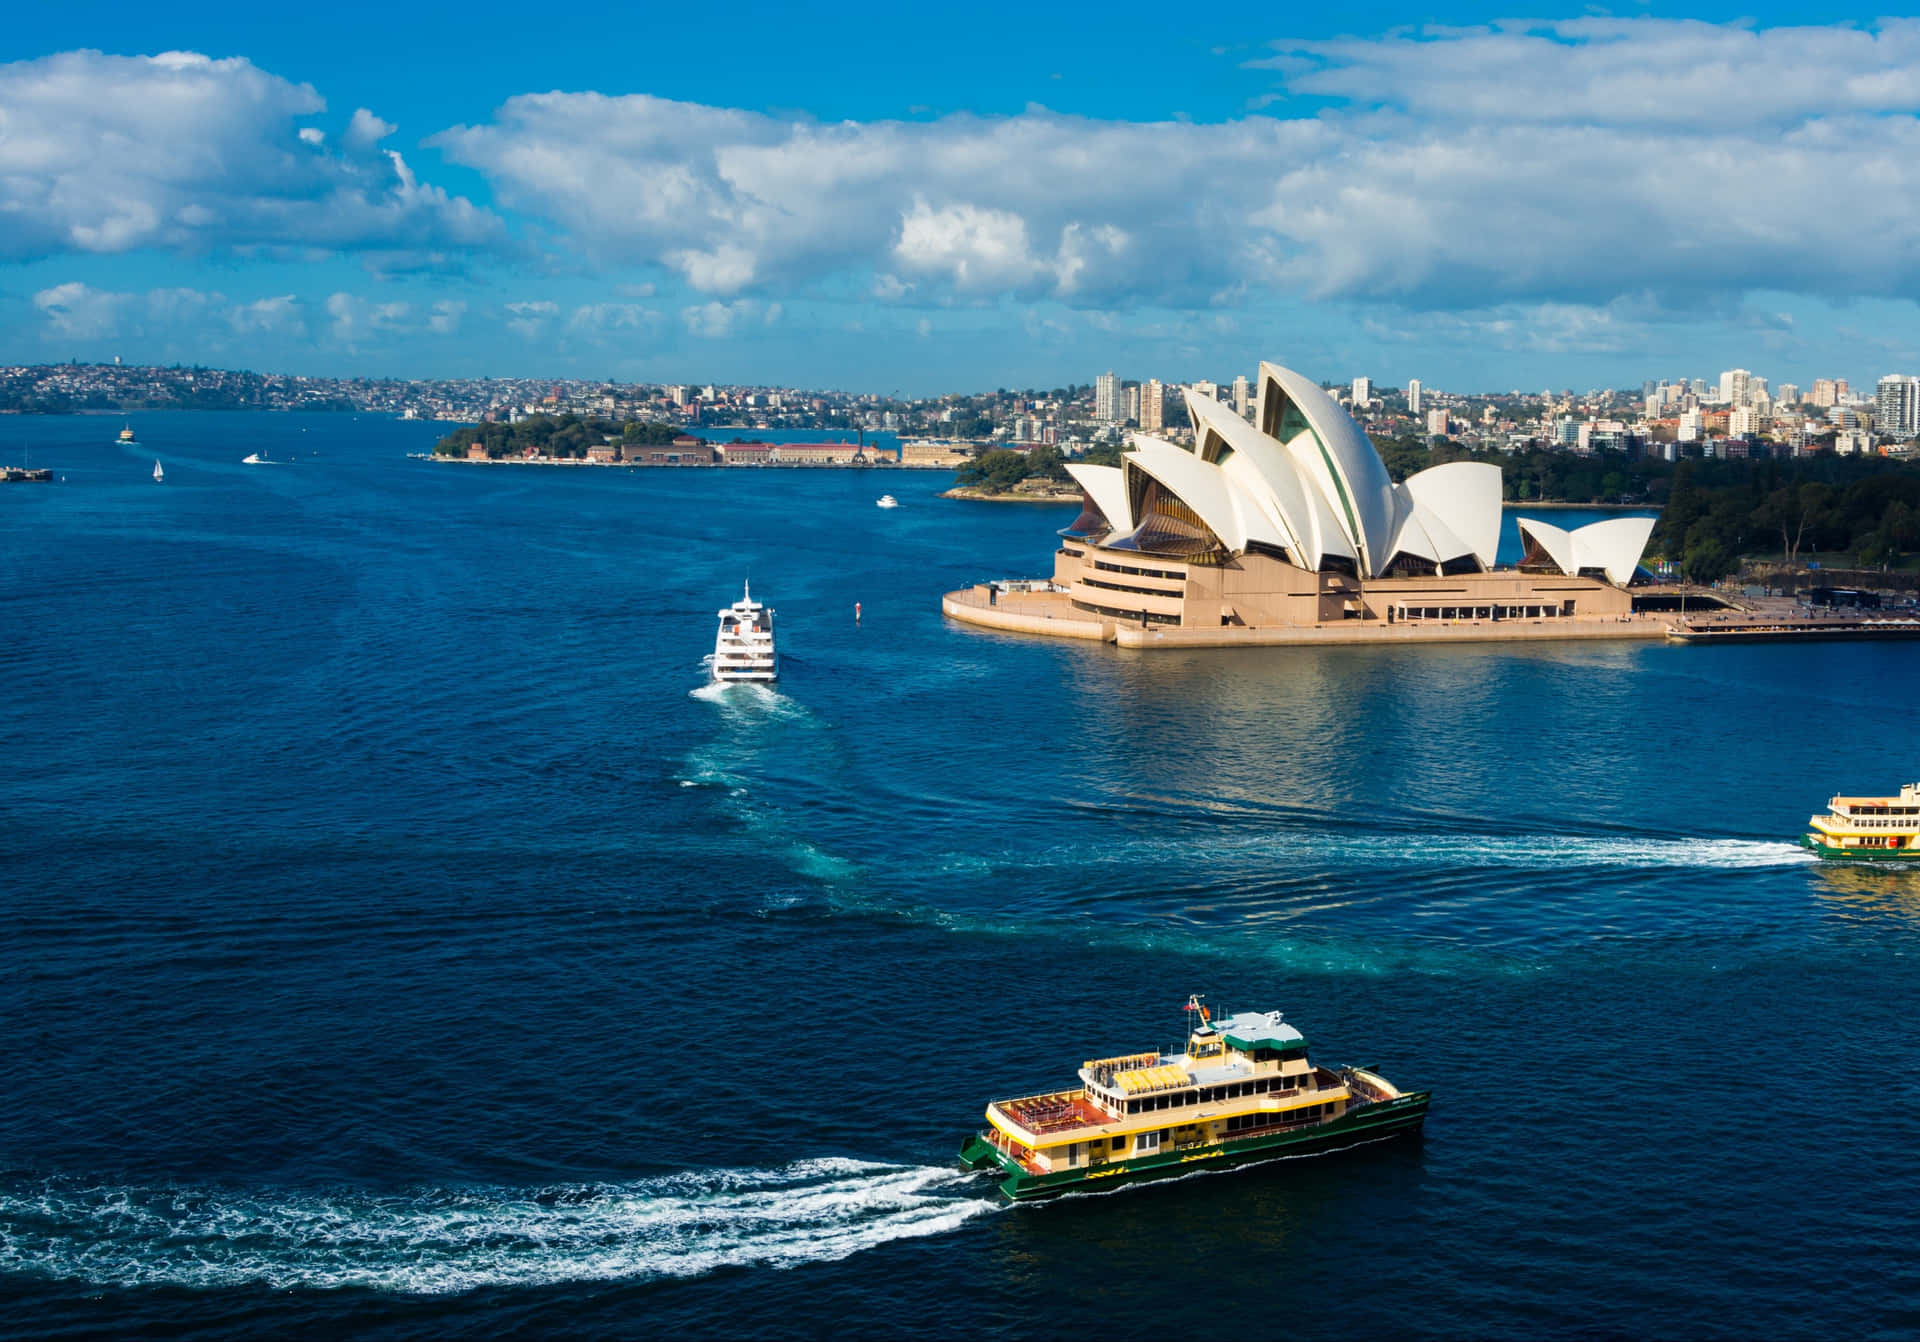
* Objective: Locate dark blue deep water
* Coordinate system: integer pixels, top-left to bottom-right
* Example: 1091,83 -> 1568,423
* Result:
4,413 -> 1919,1338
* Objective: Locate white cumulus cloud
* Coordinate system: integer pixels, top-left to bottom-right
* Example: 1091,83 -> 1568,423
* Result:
0,50 -> 504,265
426,21 -> 1920,317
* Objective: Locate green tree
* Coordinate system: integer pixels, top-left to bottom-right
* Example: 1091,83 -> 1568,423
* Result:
1682,527 -> 1735,584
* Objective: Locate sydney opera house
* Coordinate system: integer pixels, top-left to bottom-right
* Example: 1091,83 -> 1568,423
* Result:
944,360 -> 1667,648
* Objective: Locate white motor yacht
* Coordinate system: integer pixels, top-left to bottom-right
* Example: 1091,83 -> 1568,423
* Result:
712,582 -> 778,683
876,494 -> 900,509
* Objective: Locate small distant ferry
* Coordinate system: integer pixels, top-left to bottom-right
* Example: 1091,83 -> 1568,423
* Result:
712,581 -> 778,683
117,423 -> 137,446
959,996 -> 1429,1201
1802,783 -> 1920,860
876,494 -> 900,509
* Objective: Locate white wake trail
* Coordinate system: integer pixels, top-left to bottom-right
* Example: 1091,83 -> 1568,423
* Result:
0,1159 -> 995,1295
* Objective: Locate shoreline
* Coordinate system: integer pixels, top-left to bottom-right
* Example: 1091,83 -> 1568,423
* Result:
940,486 -> 1079,503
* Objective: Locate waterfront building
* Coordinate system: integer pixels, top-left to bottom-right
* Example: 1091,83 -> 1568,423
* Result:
946,360 -> 1659,646
1875,374 -> 1920,439
1140,380 -> 1165,432
1408,379 -> 1422,414
1095,371 -> 1121,422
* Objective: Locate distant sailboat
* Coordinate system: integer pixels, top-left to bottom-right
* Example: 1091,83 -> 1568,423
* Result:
153,459 -> 164,484
242,452 -> 268,465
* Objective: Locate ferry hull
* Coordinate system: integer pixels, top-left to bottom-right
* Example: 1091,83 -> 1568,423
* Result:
1801,835 -> 1920,861
959,1091 -> 1430,1202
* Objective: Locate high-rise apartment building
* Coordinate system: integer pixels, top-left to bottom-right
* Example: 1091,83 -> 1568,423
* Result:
1875,374 -> 1920,439
1729,407 -> 1759,439
1094,370 -> 1121,422
1777,383 -> 1800,404
1123,384 -> 1141,424
1231,375 -> 1250,418
1678,410 -> 1702,442
1810,378 -> 1838,408
1408,379 -> 1422,414
1426,408 -> 1448,437
1190,380 -> 1218,401
1720,369 -> 1752,406
1351,376 -> 1372,408
1139,379 -> 1165,432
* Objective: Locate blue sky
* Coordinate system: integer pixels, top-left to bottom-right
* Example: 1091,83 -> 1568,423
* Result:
7,2 -> 1920,394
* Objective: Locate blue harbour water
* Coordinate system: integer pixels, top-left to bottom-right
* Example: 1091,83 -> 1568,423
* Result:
3,413 -> 1919,1338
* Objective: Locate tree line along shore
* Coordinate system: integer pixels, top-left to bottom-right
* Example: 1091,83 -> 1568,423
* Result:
953,439 -> 1920,582
431,415 -> 1920,582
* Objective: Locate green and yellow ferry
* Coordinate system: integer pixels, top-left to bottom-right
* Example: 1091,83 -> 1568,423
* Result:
958,996 -> 1429,1201
1802,782 -> 1920,861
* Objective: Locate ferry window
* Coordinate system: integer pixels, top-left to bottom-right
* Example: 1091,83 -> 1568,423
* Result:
1127,1100 -> 1139,1114
1160,1129 -> 1170,1142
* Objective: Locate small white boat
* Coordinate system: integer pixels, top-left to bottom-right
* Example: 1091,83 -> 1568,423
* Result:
152,459 -> 164,484
712,582 -> 778,683
242,452 -> 268,465
876,494 -> 900,509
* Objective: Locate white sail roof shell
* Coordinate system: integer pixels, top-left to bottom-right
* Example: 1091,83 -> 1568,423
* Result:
1065,462 -> 1134,534
1400,461 -> 1504,570
1384,499 -> 1474,570
1516,515 -> 1656,586
1571,516 -> 1657,585
1259,361 -> 1399,575
1183,388 -> 1354,566
1122,435 -> 1288,554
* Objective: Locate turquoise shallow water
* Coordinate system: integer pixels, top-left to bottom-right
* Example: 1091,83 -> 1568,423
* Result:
2,413 -> 1918,1338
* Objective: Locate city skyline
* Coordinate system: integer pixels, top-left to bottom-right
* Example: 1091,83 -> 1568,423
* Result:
11,7 -> 1920,392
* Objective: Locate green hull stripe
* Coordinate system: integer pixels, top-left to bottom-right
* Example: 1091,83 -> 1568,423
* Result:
1800,836 -> 1920,862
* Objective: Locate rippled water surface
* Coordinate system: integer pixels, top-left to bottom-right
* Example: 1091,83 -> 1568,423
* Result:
4,414 -> 1919,1338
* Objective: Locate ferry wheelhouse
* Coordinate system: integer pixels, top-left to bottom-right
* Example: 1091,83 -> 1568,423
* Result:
712,581 -> 778,683
959,997 -> 1428,1201
1802,783 -> 1920,861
